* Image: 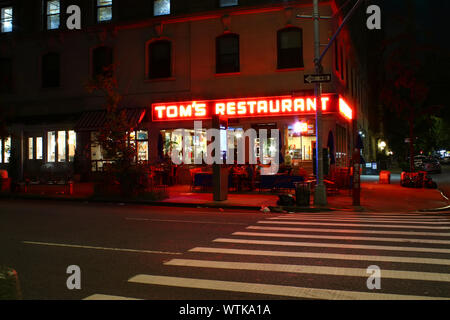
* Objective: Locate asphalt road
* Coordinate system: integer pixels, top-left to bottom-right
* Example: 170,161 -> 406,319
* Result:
431,164 -> 450,201
1,199 -> 450,301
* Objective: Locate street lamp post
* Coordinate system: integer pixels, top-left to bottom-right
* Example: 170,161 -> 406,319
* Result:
298,0 -> 364,207
312,0 -> 327,206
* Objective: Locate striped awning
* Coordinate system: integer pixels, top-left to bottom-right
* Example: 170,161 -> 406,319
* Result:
74,108 -> 146,131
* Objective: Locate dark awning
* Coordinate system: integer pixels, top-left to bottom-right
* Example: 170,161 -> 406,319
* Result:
74,108 -> 146,131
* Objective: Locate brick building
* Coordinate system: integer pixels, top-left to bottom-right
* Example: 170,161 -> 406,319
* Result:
0,0 -> 371,182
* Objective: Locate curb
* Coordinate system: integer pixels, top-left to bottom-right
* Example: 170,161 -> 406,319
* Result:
0,193 -> 351,212
417,188 -> 450,213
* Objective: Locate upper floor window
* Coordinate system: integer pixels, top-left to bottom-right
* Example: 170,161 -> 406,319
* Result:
92,46 -> 113,78
45,0 -> 60,30
97,0 -> 112,22
147,40 -> 171,79
154,0 -> 170,16
277,27 -> 303,69
0,7 -> 13,33
219,0 -> 238,7
0,58 -> 12,93
216,34 -> 240,74
42,52 -> 60,88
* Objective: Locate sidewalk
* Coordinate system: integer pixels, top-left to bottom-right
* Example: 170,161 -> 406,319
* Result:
1,175 -> 448,213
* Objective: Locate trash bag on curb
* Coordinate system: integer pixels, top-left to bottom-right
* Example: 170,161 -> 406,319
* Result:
277,194 -> 296,206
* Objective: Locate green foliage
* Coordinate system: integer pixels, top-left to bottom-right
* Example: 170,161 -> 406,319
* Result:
86,65 -> 151,197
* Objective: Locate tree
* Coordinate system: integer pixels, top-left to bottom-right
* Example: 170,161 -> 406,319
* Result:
378,0 -> 442,172
86,65 -> 149,196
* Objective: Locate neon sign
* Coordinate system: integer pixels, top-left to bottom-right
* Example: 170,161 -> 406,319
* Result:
152,94 -> 352,121
339,98 -> 353,120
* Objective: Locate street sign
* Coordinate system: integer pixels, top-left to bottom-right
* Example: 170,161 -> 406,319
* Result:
304,74 -> 332,84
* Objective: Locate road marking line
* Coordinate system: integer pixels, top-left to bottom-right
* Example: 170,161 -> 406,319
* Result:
164,259 -> 450,283
125,218 -> 248,225
213,238 -> 450,254
22,241 -> 182,255
273,214 -> 446,219
128,274 -> 448,300
248,226 -> 450,237
83,294 -> 142,300
268,217 -> 450,224
233,231 -> 450,245
189,247 -> 450,266
258,220 -> 450,230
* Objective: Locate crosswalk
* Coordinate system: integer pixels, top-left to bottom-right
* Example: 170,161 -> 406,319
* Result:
84,212 -> 450,300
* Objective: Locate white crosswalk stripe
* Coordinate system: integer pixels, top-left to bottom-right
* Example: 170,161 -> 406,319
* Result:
85,212 -> 450,300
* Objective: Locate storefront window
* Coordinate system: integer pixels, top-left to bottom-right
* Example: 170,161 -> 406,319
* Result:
36,137 -> 43,160
90,132 -> 103,171
4,137 -> 10,163
162,129 -> 207,164
28,137 -> 34,160
0,137 -> 11,163
136,130 -> 148,161
47,131 -> 56,162
68,131 -> 76,162
91,130 -> 148,171
255,137 -> 277,163
287,122 -> 316,161
58,131 -> 66,162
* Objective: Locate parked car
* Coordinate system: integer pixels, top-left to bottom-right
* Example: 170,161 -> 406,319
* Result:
422,157 -> 442,173
440,156 -> 450,165
413,155 -> 427,169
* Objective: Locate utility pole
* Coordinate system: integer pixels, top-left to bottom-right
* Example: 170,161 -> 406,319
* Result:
312,0 -> 327,206
297,0 -> 364,207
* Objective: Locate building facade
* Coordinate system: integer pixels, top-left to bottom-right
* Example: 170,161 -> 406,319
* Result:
0,0 -> 370,182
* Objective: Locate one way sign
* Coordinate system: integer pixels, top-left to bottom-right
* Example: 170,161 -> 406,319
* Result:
304,74 -> 332,84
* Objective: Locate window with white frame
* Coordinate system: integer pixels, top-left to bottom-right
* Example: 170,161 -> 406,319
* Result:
0,137 -> 11,163
97,0 -> 112,22
1,7 -> 13,33
46,130 -> 76,163
28,137 -> 34,160
36,137 -> 43,160
220,0 -> 238,7
45,0 -> 60,30
154,0 -> 170,16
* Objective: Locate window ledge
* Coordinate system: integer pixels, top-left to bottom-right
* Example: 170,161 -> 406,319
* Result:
215,72 -> 241,77
145,77 -> 176,83
276,67 -> 305,72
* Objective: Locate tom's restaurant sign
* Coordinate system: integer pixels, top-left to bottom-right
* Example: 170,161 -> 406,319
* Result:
152,94 -> 352,121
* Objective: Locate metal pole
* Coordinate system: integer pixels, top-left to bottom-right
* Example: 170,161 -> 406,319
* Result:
313,0 -> 327,206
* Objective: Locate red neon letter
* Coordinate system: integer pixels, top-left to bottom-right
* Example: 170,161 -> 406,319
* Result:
179,105 -> 192,118
257,100 -> 268,114
269,100 -> 280,113
154,106 -> 166,119
293,99 -> 305,112
237,101 -> 247,115
215,103 -> 226,116
307,98 -> 316,111
227,102 -> 236,115
321,97 -> 330,111
167,106 -> 178,118
247,101 -> 257,114
194,103 -> 206,117
281,99 -> 293,113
